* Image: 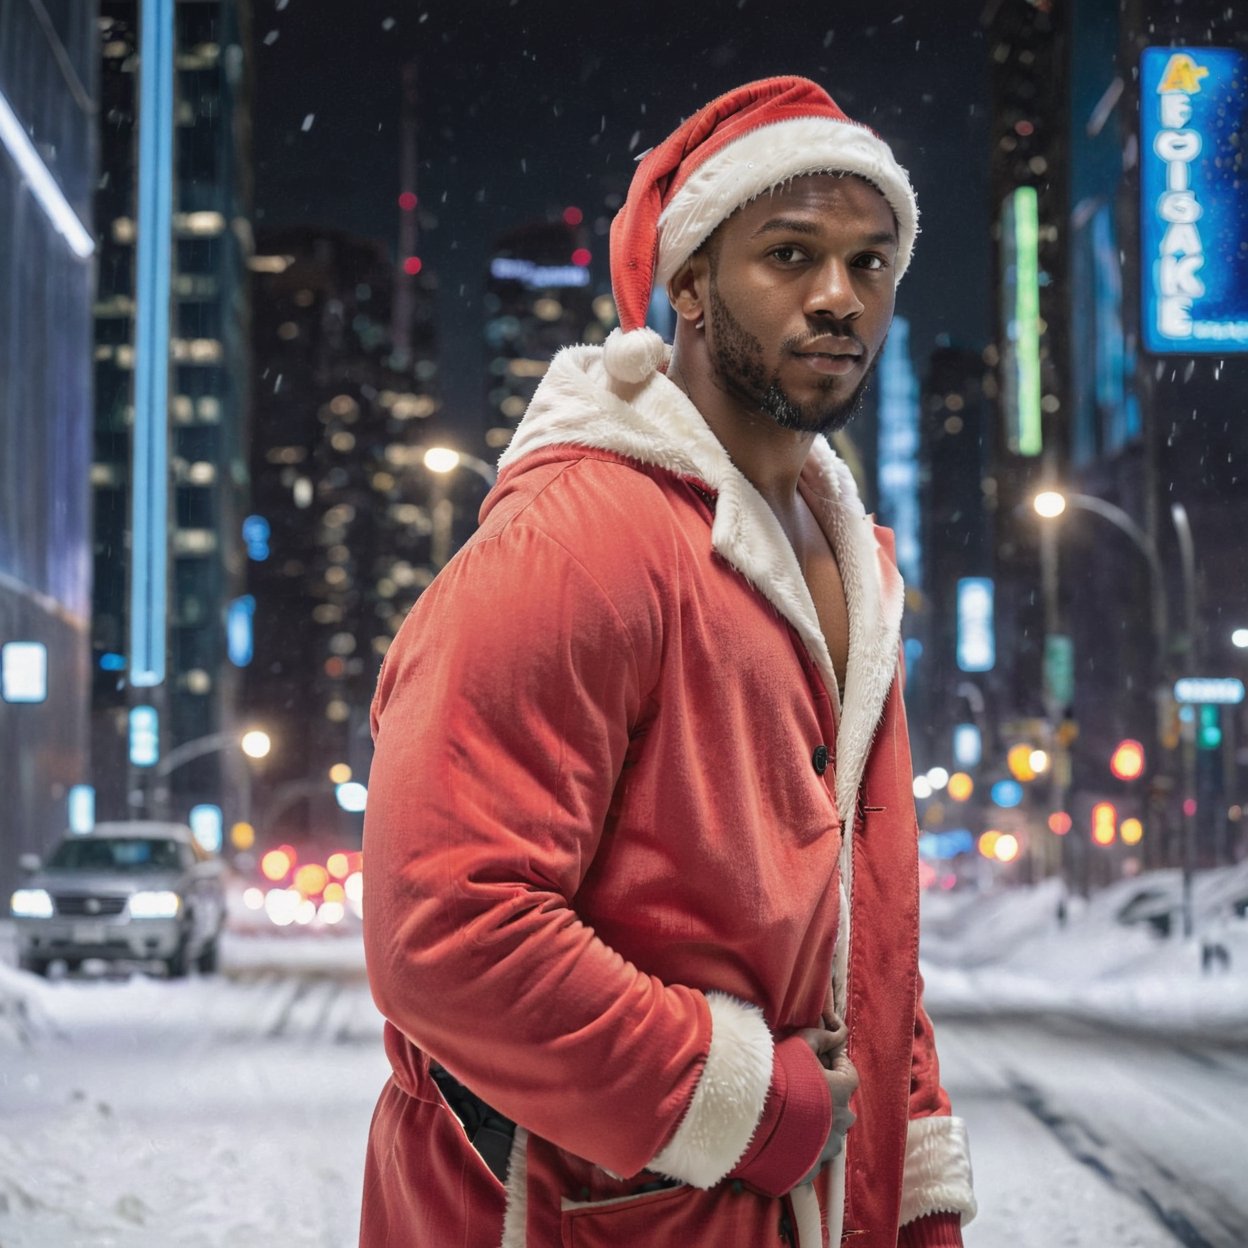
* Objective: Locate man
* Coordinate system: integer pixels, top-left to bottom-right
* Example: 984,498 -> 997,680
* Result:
361,77 -> 976,1247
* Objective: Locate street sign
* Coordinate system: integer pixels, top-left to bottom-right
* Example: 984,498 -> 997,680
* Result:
1043,634 -> 1074,709
1173,677 -> 1245,704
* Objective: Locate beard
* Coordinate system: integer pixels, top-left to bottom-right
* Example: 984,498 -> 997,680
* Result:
706,277 -> 881,436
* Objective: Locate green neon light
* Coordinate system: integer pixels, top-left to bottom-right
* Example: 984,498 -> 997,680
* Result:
1012,187 -> 1043,456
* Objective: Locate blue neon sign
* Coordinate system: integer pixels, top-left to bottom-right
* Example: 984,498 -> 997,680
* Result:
227,595 -> 256,667
129,705 -> 160,767
130,0 -> 176,686
956,578 -> 995,673
1141,48 -> 1248,353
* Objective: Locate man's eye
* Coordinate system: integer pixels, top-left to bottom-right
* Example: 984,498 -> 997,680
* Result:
856,254 -> 889,271
770,246 -> 805,264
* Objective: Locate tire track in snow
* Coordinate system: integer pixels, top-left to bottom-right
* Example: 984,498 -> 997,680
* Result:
220,966 -> 379,1043
1007,1073 -> 1248,1248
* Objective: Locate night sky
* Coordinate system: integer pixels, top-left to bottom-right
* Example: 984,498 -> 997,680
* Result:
253,0 -> 994,428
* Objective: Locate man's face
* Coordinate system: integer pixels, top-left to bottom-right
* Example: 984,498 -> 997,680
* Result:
698,174 -> 899,436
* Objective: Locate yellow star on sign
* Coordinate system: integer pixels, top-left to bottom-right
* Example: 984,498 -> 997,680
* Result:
1158,53 -> 1210,95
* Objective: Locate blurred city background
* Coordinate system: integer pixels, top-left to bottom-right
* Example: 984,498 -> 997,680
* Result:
1,0 -> 1247,1244
5,0 -> 1244,949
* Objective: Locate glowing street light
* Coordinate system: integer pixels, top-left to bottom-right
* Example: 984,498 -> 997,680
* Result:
1007,743 -> 1038,782
1033,490 -> 1067,518
241,729 -> 272,759
947,773 -> 974,802
423,446 -> 461,474
1232,628 -> 1248,649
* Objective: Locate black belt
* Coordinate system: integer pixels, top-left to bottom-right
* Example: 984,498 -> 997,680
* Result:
430,1063 -> 517,1183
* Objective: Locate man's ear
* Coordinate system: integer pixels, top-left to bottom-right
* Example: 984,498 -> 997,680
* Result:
666,253 -> 708,326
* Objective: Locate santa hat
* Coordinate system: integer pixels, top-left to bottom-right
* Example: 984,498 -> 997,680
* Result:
603,75 -> 918,384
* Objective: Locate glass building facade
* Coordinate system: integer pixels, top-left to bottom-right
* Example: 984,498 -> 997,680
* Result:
0,0 -> 97,895
91,0 -> 253,825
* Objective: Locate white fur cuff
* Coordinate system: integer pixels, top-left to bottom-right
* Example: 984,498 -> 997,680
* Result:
899,1115 -> 977,1227
648,991 -> 774,1189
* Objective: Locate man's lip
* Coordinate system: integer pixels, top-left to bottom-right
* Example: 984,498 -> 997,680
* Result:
793,352 -> 861,376
794,346 -> 863,359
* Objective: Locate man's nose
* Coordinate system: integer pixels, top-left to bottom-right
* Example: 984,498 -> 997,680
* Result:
804,260 -> 864,321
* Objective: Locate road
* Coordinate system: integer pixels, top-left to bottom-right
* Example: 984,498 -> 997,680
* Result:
1,932 -> 1245,1247
937,1012 -> 1248,1248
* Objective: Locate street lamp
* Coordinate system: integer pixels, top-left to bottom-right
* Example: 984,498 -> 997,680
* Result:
421,445 -> 497,486
417,445 -> 497,568
241,729 -> 272,760
1032,488 -> 1201,933
144,726 -> 273,830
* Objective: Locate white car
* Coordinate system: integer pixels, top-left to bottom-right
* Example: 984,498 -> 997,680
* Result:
11,821 -> 226,978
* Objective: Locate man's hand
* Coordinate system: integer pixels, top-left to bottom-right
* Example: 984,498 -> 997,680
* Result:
796,1011 -> 857,1185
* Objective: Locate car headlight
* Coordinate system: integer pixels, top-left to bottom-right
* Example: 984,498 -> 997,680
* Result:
128,890 -> 182,919
10,888 -> 54,919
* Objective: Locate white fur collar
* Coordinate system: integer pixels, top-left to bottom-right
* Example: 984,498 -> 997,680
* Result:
498,344 -> 905,844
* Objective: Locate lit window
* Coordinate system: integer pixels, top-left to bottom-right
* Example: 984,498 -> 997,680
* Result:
174,529 -> 217,554
2,642 -> 48,703
184,668 -> 212,694
249,255 -> 293,274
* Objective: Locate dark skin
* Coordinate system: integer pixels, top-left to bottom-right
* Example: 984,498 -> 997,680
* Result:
665,173 -> 898,690
665,173 -> 901,1176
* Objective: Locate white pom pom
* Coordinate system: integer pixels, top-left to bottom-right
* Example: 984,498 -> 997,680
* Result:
602,326 -> 667,384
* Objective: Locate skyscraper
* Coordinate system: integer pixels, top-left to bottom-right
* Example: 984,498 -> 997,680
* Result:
245,224 -> 441,843
0,0 -> 97,895
91,0 -> 253,831
482,215 -> 613,454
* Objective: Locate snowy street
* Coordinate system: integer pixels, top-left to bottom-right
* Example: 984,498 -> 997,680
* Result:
940,1015 -> 1248,1247
0,934 -> 389,1248
3,867 -> 1248,1247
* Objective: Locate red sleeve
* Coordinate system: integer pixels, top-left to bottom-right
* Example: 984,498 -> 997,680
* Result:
729,1035 -> 831,1197
364,520 -> 717,1179
909,976 -> 952,1118
899,1212 -> 964,1248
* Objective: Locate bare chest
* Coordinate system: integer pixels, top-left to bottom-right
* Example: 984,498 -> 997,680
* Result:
794,509 -> 850,692
798,539 -> 848,693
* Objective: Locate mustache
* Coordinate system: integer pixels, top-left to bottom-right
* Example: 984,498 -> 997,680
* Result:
784,329 -> 866,354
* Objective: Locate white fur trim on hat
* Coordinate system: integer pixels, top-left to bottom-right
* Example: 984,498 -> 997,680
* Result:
647,991 -> 773,1189
602,325 -> 669,383
898,1115 -> 978,1227
656,116 -> 918,285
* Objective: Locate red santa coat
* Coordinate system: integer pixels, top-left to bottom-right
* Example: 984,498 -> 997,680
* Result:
360,345 -> 975,1247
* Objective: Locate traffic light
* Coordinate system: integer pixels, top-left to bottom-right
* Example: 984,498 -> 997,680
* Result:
1110,739 -> 1146,781
1091,801 -> 1117,845
1198,705 -> 1222,750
